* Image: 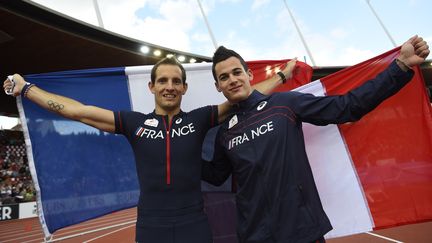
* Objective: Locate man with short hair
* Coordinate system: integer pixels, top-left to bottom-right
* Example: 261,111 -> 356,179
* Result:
204,36 -> 429,243
3,56 -> 296,242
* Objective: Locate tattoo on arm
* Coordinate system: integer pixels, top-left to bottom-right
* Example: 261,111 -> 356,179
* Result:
47,100 -> 65,112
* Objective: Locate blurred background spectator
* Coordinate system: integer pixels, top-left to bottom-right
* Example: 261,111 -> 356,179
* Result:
0,129 -> 35,205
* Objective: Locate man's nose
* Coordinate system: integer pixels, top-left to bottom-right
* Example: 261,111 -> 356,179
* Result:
166,80 -> 174,90
228,74 -> 238,84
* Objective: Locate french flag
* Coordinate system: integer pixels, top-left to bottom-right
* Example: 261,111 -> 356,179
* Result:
255,47 -> 432,238
18,47 -> 432,239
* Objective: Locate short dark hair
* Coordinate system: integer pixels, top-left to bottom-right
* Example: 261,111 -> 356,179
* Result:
151,57 -> 187,84
211,46 -> 249,81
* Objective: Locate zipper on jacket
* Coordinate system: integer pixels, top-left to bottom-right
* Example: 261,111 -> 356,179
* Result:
162,116 -> 172,185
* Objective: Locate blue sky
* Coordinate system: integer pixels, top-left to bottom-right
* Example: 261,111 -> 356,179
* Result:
30,0 -> 432,66
1,0 -> 431,128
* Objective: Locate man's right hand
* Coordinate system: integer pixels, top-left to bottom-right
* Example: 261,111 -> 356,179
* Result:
398,35 -> 429,69
3,74 -> 26,97
282,57 -> 298,80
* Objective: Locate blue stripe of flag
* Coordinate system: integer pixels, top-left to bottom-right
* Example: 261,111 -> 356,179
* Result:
22,67 -> 139,234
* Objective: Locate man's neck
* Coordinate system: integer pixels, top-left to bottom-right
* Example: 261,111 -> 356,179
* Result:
154,107 -> 181,122
229,90 -> 254,105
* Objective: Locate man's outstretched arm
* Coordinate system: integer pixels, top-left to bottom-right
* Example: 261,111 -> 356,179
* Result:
3,74 -> 115,133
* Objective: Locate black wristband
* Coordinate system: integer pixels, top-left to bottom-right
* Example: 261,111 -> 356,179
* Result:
277,71 -> 287,84
21,82 -> 35,98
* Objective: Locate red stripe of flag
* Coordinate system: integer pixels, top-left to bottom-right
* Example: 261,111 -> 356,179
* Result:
320,47 -> 432,229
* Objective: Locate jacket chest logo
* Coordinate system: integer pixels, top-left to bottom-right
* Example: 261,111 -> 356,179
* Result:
227,121 -> 274,150
135,122 -> 196,140
228,115 -> 238,129
135,127 -> 164,139
257,101 -> 267,111
144,118 -> 158,127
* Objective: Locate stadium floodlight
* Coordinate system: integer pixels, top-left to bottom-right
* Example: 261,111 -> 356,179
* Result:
177,55 -> 186,62
153,50 -> 162,56
140,46 -> 150,54
265,66 -> 272,76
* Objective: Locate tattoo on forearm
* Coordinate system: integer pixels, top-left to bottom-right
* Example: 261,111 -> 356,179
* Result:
47,100 -> 65,111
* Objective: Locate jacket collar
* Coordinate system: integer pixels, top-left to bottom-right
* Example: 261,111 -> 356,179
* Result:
151,110 -> 184,119
235,90 -> 267,110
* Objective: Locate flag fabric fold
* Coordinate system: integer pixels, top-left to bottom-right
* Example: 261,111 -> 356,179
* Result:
17,50 -> 432,240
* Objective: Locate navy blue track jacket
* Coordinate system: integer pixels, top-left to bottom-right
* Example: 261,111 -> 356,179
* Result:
202,61 -> 414,243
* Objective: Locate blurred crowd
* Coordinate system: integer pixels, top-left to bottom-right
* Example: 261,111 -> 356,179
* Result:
0,130 -> 35,205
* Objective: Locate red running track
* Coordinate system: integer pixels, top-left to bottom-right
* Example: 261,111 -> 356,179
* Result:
0,207 -> 431,243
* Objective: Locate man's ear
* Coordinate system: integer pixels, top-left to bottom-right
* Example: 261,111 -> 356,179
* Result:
148,81 -> 155,94
214,82 -> 221,92
182,83 -> 188,95
247,69 -> 254,81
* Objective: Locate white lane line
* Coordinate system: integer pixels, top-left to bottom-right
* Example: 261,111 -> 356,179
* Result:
49,220 -> 136,242
366,232 -> 404,243
54,212 -> 136,234
1,232 -> 44,243
82,224 -> 135,243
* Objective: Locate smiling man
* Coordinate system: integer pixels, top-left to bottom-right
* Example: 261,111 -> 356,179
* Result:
204,36 -> 429,243
148,58 -> 188,117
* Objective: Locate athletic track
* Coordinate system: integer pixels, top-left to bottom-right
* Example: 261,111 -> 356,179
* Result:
0,207 -> 431,243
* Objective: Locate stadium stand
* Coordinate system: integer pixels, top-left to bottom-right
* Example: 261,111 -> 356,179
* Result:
0,130 -> 35,205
